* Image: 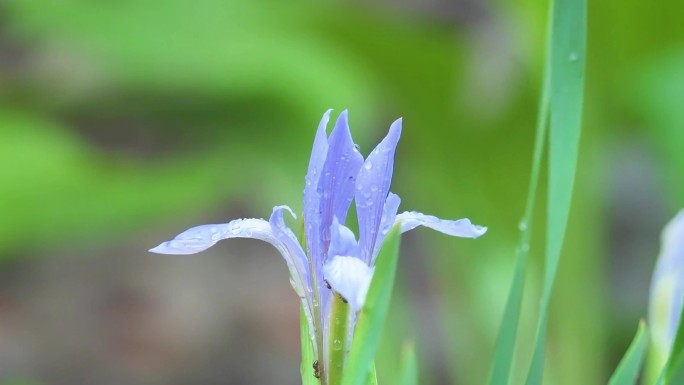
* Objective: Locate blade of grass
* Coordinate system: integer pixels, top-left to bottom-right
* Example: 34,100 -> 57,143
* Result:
342,227 -> 401,385
607,321 -> 649,385
525,0 -> 586,382
398,343 -> 418,385
663,297 -> 684,384
485,11 -> 551,385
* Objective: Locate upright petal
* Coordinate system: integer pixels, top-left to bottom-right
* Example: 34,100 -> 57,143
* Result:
394,211 -> 488,238
356,118 -> 402,262
317,110 -> 364,254
304,110 -> 331,259
323,256 -> 374,312
370,192 -> 401,264
329,216 -> 359,259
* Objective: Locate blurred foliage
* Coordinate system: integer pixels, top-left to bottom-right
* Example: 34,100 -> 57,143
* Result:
0,0 -> 683,384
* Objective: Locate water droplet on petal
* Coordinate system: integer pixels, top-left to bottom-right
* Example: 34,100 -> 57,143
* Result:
356,184 -> 363,191
354,144 -> 361,152
364,161 -> 373,170
366,198 -> 374,205
370,185 -> 378,192
333,339 -> 343,350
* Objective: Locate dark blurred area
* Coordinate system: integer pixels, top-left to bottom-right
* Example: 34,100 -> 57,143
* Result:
0,1 -> 683,384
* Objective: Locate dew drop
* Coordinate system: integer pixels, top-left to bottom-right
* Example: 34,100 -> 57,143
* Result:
518,221 -> 527,231
568,52 -> 578,62
356,184 -> 363,191
366,198 -> 374,205
354,144 -> 361,152
370,185 -> 378,192
333,339 -> 343,351
364,161 -> 373,170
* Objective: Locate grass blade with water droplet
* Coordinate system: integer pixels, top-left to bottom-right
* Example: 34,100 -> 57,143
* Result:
525,0 -> 586,382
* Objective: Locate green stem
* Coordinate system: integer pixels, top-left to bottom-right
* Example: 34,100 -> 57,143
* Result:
328,293 -> 351,385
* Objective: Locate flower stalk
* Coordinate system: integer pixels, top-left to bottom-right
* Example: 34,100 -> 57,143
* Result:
328,293 -> 351,385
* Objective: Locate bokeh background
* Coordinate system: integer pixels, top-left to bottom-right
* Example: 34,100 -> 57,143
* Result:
0,1 -> 683,384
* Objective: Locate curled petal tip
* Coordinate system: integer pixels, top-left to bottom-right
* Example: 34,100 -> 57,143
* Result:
274,205 -> 297,219
472,225 -> 488,238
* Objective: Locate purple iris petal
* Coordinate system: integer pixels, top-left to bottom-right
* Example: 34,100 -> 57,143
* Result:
356,118 -> 402,262
370,192 -> 402,264
303,110 -> 331,261
317,110 -> 364,255
395,211 -> 488,238
329,216 -> 360,259
269,206 -> 311,294
149,220 -> 269,255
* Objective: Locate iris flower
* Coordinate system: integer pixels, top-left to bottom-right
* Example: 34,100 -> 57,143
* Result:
649,210 -> 684,370
150,110 -> 486,382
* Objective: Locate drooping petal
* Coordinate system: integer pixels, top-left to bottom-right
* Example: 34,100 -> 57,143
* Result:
370,192 -> 401,264
394,211 -> 488,238
149,212 -> 311,297
356,118 -> 402,262
318,110 -> 364,253
323,256 -> 374,312
149,220 -> 271,255
269,206 -> 311,296
329,216 -> 359,260
649,210 -> 684,355
303,110 -> 332,260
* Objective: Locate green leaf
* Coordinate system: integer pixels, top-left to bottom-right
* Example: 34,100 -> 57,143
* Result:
342,227 -> 401,385
525,0 -> 586,382
367,364 -> 379,385
301,306 -> 320,385
486,15 -> 551,385
398,343 -> 419,385
607,321 -> 649,385
664,294 -> 684,384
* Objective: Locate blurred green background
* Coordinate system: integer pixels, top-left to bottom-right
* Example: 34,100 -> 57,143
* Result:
0,1 -> 682,384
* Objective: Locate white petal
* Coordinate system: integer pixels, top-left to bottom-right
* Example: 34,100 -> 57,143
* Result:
323,256 -> 373,312
395,211 -> 487,238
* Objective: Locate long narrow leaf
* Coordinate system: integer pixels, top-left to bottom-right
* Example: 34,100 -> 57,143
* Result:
486,13 -> 551,385
664,297 -> 684,384
525,0 -> 587,382
342,227 -> 401,385
607,321 -> 649,385
398,343 -> 419,385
